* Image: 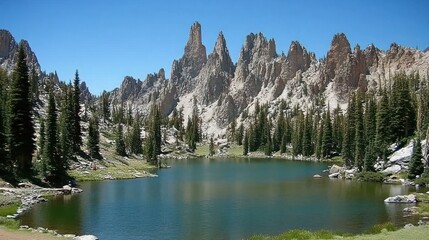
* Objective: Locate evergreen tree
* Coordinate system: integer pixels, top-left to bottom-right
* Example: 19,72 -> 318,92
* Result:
273,110 -> 285,152
365,95 -> 377,144
302,113 -> 313,156
37,119 -> 46,171
29,67 -> 39,103
209,136 -> 215,156
236,124 -> 244,145
375,89 -> 390,160
145,104 -> 162,165
265,126 -> 272,156
354,91 -> 365,171
391,74 -> 416,142
72,70 -> 82,153
363,141 -> 376,172
229,120 -> 236,142
43,88 -> 66,184
408,138 -> 424,179
280,133 -> 287,154
100,90 -> 110,123
321,107 -> 333,158
115,124 -> 126,156
0,88 -> 7,172
332,105 -> 344,154
342,93 -> 356,168
9,42 -> 35,176
87,115 -> 100,159
243,130 -> 249,156
130,120 -> 143,155
59,84 -> 74,166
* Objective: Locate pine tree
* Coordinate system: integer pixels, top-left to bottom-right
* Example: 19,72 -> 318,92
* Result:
391,74 -> 416,142
363,141 -> 376,172
364,96 -> 377,144
145,104 -> 162,165
0,88 -> 7,172
209,136 -> 215,156
273,110 -> 285,152
229,120 -> 236,143
43,88 -> 66,184
408,138 -> 424,179
375,89 -> 390,160
321,107 -> 333,158
302,112 -> 313,156
87,115 -> 100,159
115,124 -> 126,156
354,91 -> 365,171
59,84 -> 73,166
342,93 -> 356,168
265,125 -> 272,156
37,119 -> 46,171
130,120 -> 143,155
243,130 -> 249,156
236,124 -> 244,145
100,90 -> 110,123
72,70 -> 82,153
9,42 -> 35,176
280,133 -> 287,154
29,67 -> 39,103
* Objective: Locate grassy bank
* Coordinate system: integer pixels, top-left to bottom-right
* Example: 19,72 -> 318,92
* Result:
249,224 -> 429,240
68,158 -> 157,182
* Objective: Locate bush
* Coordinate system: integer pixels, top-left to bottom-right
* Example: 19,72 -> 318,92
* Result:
355,171 -> 385,182
415,171 -> 429,186
365,222 -> 396,234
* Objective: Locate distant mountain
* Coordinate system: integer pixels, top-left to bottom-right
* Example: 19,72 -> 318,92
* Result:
0,29 -> 94,107
109,22 -> 429,135
1,25 -> 428,136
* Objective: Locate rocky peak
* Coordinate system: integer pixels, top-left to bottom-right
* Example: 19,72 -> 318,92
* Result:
238,33 -> 276,65
0,29 -> 16,59
326,33 -> 352,80
181,22 -> 207,76
212,31 -> 234,73
286,41 -> 312,74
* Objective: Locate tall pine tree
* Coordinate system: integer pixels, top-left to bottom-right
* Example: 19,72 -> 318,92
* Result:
408,138 -> 424,179
72,70 -> 82,153
87,115 -> 100,159
115,124 -> 126,156
354,91 -> 365,171
9,42 -> 35,177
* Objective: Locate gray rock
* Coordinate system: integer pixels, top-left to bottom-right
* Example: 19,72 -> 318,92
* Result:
329,164 -> 344,174
75,235 -> 98,240
381,164 -> 401,175
404,223 -> 414,228
313,174 -> 322,178
384,194 -> 416,203
329,172 -> 340,178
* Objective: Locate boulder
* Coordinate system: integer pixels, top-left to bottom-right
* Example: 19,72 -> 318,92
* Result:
329,164 -> 344,174
62,185 -> 72,194
384,194 -> 416,203
313,174 -> 322,178
76,235 -> 98,240
329,172 -> 340,178
381,164 -> 401,175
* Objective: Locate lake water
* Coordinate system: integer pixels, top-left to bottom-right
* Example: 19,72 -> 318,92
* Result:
20,158 -> 424,239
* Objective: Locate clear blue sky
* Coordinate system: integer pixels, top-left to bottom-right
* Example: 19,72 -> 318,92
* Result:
1,0 -> 428,95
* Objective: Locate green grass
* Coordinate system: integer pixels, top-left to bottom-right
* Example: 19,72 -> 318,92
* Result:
69,159 -> 156,182
0,217 -> 20,229
248,229 -> 337,240
248,223 -> 429,240
0,204 -> 19,217
228,144 -> 244,156
195,144 -> 209,156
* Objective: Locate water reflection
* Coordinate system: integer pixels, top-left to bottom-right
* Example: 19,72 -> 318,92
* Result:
19,159 -> 427,240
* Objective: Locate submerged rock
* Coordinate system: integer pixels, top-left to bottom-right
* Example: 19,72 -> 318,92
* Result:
313,174 -> 322,178
75,235 -> 99,240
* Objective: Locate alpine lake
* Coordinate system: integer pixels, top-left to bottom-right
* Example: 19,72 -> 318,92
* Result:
20,158 -> 426,239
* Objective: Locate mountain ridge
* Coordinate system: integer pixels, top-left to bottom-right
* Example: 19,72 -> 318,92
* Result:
1,24 -> 428,137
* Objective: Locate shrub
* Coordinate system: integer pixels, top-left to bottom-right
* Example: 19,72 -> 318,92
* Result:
355,171 -> 385,182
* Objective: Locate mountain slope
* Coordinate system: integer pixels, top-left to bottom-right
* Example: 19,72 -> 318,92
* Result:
110,23 -> 429,136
